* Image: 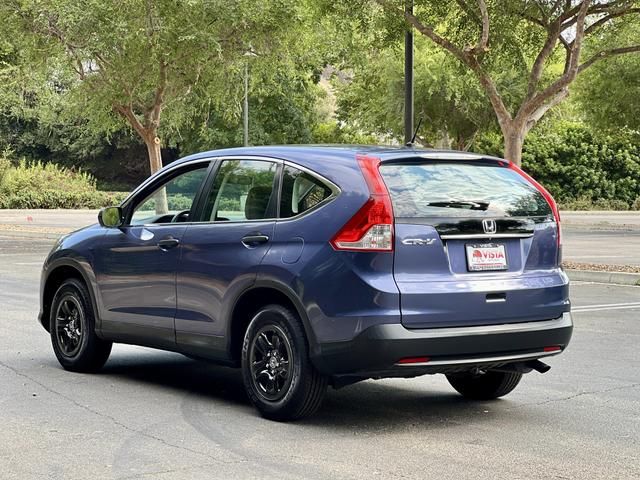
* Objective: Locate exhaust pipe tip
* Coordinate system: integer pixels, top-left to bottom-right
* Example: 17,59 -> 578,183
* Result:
527,359 -> 551,374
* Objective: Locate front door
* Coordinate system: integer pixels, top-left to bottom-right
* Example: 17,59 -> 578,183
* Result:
175,158 -> 279,359
94,163 -> 210,348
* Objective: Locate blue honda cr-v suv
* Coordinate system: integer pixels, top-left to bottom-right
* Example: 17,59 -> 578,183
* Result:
39,146 -> 572,420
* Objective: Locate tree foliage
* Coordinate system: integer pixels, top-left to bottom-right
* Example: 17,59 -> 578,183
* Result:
475,122 -> 640,208
1,0 -> 310,174
335,37 -> 497,149
323,0 -> 640,164
575,19 -> 640,132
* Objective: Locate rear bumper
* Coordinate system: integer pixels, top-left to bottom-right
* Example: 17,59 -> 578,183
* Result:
312,312 -> 573,377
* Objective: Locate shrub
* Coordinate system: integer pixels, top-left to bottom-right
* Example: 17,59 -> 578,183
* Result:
0,147 -> 12,185
558,196 -> 595,211
138,193 -> 193,212
0,158 -> 127,208
312,122 -> 378,145
560,197 -> 631,211
0,158 -> 9,186
0,159 -> 96,195
0,190 -> 127,209
474,123 -> 640,210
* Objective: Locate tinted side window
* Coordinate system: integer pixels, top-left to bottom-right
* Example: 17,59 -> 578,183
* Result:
280,166 -> 333,218
130,166 -> 209,225
203,160 -> 277,222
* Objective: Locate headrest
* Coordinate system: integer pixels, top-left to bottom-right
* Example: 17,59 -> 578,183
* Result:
245,186 -> 272,220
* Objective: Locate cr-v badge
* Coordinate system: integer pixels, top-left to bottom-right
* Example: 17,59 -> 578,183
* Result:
402,238 -> 436,246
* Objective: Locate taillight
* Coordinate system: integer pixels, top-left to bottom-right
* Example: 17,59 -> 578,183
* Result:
330,154 -> 394,251
508,162 -> 562,249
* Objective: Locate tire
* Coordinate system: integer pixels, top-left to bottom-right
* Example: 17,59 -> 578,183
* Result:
446,370 -> 523,400
241,304 -> 327,421
50,278 -> 112,373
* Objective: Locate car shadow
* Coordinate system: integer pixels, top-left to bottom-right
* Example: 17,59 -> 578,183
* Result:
96,349 -> 520,431
100,351 -> 250,404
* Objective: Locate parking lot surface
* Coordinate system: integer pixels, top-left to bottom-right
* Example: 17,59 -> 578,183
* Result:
0,235 -> 638,479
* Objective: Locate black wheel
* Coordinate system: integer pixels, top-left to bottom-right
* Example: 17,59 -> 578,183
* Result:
446,370 -> 523,400
241,304 -> 327,421
50,278 -> 112,373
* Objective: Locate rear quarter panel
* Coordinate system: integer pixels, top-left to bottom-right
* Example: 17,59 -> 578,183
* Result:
258,155 -> 401,351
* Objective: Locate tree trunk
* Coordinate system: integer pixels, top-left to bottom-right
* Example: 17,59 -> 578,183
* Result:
144,135 -> 168,214
145,134 -> 163,174
502,124 -> 525,166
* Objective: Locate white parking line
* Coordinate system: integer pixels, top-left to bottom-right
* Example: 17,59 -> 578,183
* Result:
566,255 -> 627,258
573,302 -> 640,313
573,302 -> 640,309
571,281 -> 640,288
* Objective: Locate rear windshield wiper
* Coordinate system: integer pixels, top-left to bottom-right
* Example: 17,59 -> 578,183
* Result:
426,200 -> 490,210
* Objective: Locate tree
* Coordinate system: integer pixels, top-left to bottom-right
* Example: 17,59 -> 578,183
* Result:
3,0 -> 306,176
342,0 -> 640,164
173,16 -> 334,154
335,37 -> 497,149
574,19 -> 640,132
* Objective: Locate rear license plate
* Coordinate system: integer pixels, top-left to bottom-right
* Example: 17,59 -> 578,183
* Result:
465,243 -> 508,271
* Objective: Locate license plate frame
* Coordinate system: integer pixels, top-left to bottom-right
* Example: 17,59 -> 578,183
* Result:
465,243 -> 508,272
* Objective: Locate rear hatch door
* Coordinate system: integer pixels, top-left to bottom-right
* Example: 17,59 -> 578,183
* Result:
379,156 -> 568,329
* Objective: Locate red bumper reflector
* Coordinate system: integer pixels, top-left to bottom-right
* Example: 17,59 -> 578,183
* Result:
543,346 -> 562,352
397,356 -> 430,364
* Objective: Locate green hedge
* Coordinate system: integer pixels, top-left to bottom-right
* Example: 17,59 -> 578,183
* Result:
474,124 -> 640,210
0,157 -> 128,209
137,193 -> 194,212
0,190 -> 128,209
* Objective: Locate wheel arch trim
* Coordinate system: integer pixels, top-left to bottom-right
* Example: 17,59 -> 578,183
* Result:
226,278 -> 318,359
41,258 -> 101,334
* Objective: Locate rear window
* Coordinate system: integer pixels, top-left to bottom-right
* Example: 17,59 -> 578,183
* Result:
379,162 -> 552,218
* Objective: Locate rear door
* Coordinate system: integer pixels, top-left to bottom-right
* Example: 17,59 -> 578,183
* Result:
175,158 -> 279,359
379,157 -> 568,329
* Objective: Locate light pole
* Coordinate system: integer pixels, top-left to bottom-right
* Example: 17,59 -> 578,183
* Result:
243,49 -> 258,147
404,0 -> 414,145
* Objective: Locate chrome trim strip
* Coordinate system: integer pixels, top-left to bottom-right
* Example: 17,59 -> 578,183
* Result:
275,160 -> 341,222
402,313 -> 572,339
441,233 -> 534,240
396,349 -> 559,367
282,160 -> 341,197
124,154 -> 342,226
121,155 -> 288,208
121,157 -> 215,208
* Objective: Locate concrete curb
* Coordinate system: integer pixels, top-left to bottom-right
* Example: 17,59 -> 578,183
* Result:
566,269 -> 640,286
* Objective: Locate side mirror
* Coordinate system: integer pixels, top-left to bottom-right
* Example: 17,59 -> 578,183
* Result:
98,206 -> 124,228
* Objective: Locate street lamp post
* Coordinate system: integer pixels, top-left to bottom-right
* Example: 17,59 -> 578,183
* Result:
243,49 -> 258,147
404,0 -> 414,145
243,61 -> 249,147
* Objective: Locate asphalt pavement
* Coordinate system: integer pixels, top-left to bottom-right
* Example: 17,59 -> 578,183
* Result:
0,235 -> 639,479
563,227 -> 640,267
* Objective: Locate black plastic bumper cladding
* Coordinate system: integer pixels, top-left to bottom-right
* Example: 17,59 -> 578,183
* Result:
311,314 -> 573,377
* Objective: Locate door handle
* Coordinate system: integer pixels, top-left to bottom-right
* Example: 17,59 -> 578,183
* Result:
157,238 -> 180,251
241,234 -> 270,247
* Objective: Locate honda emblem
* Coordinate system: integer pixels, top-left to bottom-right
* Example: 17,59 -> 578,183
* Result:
482,219 -> 497,234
